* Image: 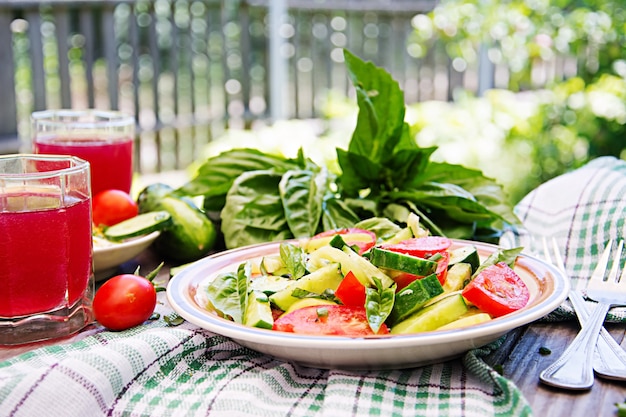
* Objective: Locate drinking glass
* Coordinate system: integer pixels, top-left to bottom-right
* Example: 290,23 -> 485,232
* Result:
31,109 -> 135,196
0,154 -> 94,345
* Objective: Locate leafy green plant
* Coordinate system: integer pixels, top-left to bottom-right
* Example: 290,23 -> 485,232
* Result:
410,0 -> 626,89
175,50 -> 519,249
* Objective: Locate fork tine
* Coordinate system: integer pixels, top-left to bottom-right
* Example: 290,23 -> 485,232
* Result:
550,237 -> 566,273
541,236 -> 552,264
607,240 -> 624,284
590,239 -> 614,283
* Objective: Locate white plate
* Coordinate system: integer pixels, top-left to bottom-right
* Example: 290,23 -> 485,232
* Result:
93,231 -> 160,281
167,239 -> 569,370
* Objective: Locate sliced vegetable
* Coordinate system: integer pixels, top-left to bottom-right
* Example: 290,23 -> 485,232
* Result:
269,263 -> 343,311
273,305 -> 390,336
437,312 -> 491,330
281,298 -> 338,316
306,228 -> 377,255
443,262 -> 471,293
244,290 -> 274,329
461,262 -> 530,317
369,247 -> 438,276
103,211 -> 172,241
390,251 -> 449,290
388,273 -> 444,325
335,271 -> 367,307
448,245 -> 480,274
308,245 -> 395,289
390,293 -> 468,334
380,236 -> 452,258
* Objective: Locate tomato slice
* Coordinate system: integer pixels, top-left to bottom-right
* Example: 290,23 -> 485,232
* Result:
461,262 -> 530,318
308,228 -> 376,255
273,305 -> 389,336
380,236 -> 452,258
392,251 -> 450,290
335,271 -> 367,307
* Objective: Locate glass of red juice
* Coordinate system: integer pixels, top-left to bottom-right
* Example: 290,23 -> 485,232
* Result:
0,154 -> 94,345
31,110 -> 135,196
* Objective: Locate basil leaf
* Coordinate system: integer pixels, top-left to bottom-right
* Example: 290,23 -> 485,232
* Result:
365,277 -> 396,334
344,50 -> 406,167
472,247 -> 524,278
321,197 -> 361,231
412,162 -> 520,225
279,242 -> 307,279
279,168 -> 328,238
353,217 -> 402,241
175,148 -> 300,198
206,262 -> 250,323
221,170 -> 293,248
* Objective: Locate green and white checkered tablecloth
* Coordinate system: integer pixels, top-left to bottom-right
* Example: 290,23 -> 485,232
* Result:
1,156 -> 625,417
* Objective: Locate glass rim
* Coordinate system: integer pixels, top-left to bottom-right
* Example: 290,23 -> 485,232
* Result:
0,154 -> 90,180
31,109 -> 135,129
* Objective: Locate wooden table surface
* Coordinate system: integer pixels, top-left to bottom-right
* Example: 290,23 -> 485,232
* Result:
2,248 -> 626,416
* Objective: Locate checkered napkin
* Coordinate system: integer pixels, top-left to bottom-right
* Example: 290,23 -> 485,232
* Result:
7,156 -> 625,417
500,155 -> 626,322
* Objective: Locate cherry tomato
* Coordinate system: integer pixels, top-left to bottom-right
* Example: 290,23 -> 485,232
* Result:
273,305 -> 389,336
92,189 -> 139,227
461,262 -> 529,318
335,271 -> 367,307
392,251 -> 450,291
380,236 -> 452,259
93,274 -> 157,331
308,228 -> 376,255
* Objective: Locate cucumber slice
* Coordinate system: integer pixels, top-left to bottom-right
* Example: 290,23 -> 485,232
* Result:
308,246 -> 395,289
390,293 -> 468,334
388,273 -> 444,325
443,263 -> 471,293
103,211 -> 172,241
448,245 -> 480,273
244,291 -> 274,329
269,263 -> 343,311
369,247 -> 437,276
437,312 -> 491,331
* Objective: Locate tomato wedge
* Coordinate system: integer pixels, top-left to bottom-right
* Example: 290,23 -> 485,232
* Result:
307,228 -> 376,255
335,271 -> 367,307
461,262 -> 529,318
380,236 -> 452,258
392,251 -> 450,290
273,305 -> 389,336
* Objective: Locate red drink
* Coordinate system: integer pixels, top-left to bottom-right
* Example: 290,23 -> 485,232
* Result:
34,137 -> 133,196
0,192 -> 92,317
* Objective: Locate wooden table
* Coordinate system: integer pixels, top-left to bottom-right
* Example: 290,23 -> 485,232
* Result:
2,248 -> 625,416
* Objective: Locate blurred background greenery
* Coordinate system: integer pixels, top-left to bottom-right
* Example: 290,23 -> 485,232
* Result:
6,0 -> 626,205
197,0 -> 626,204
404,0 -> 626,203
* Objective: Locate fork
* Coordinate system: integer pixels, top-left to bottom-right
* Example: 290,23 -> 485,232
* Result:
540,239 -> 626,390
542,237 -> 626,381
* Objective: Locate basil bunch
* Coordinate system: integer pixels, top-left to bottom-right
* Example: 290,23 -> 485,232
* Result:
176,50 -> 519,250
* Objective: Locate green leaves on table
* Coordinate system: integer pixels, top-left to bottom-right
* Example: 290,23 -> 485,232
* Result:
176,49 -> 520,249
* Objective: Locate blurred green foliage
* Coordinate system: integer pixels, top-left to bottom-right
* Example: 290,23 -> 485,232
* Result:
407,0 -> 626,203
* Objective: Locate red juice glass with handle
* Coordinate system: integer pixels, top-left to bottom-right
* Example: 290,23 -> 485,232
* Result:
31,110 -> 135,196
0,154 -> 94,345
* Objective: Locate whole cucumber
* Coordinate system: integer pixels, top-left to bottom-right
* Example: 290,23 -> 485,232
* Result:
137,183 -> 174,213
153,195 -> 217,262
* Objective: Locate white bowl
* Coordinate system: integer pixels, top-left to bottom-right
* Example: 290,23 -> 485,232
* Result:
93,231 -> 160,281
167,239 -> 569,370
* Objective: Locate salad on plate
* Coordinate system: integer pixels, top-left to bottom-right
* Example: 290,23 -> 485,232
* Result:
194,213 -> 530,337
